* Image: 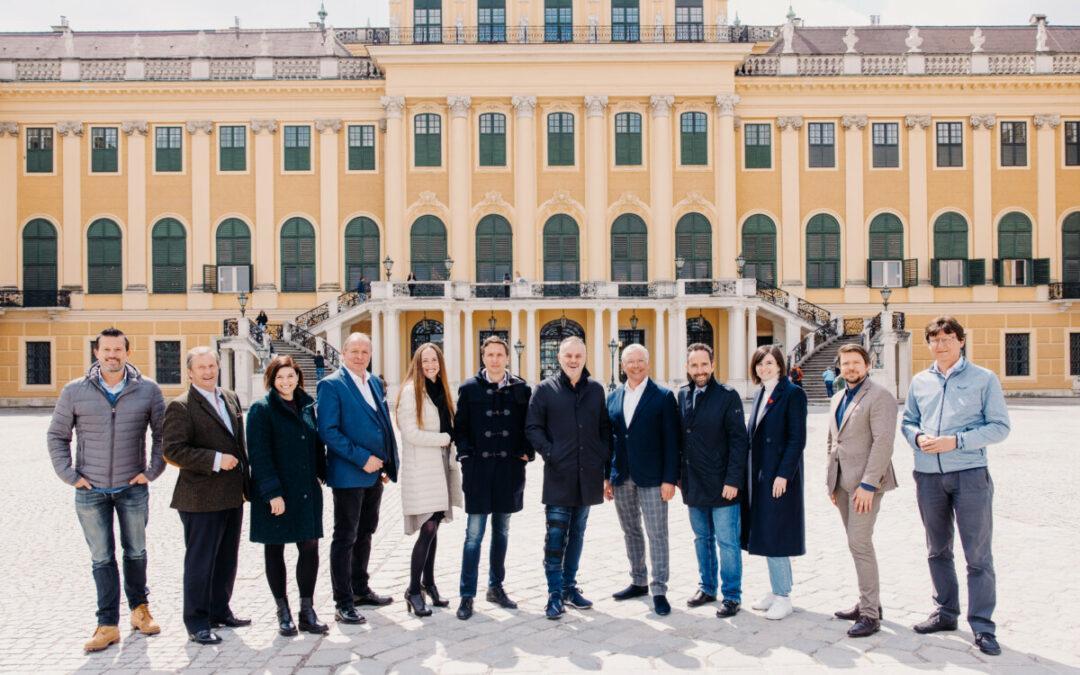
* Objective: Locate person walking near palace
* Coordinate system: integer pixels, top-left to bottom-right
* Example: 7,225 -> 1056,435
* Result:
47,327 -> 165,652
246,355 -> 329,637
453,336 -> 533,621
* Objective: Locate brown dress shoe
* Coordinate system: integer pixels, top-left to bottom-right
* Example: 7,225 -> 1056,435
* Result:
130,604 -> 161,635
84,625 -> 120,652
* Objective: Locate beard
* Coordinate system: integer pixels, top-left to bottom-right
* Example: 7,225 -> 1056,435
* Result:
689,373 -> 710,387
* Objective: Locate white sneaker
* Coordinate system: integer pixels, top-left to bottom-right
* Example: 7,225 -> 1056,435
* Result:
765,595 -> 793,620
751,593 -> 776,611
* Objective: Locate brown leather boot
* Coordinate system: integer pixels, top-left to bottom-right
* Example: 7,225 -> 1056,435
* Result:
84,625 -> 120,652
130,604 -> 161,635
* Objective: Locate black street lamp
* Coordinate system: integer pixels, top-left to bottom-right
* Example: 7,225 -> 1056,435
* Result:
514,339 -> 524,376
880,284 -> 892,312
237,291 -> 248,318
736,253 -> 746,279
608,338 -> 619,392
629,311 -> 639,331
675,255 -> 686,279
444,257 -> 454,279
382,255 -> 394,280
488,311 -> 497,332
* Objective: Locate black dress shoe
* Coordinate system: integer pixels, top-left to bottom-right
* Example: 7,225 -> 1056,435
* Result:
975,633 -> 1001,656
298,597 -> 329,634
687,590 -> 717,607
456,598 -> 474,621
422,584 -> 449,608
545,592 -> 565,620
486,586 -> 518,609
716,600 -> 740,618
653,595 -> 671,616
354,589 -> 393,606
334,606 -> 367,625
847,615 -> 881,638
835,604 -> 884,621
913,612 -> 958,634
612,584 -> 649,601
405,591 -> 432,617
210,614 -> 251,628
188,629 -> 222,645
562,587 -> 593,609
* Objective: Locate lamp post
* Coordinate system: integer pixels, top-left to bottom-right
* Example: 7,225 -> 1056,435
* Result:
608,338 -> 619,392
736,253 -> 746,279
382,255 -> 394,280
880,284 -> 892,313
629,311 -> 639,331
488,311 -> 497,332
872,341 -> 884,369
237,291 -> 248,318
514,339 -> 524,377
444,256 -> 454,279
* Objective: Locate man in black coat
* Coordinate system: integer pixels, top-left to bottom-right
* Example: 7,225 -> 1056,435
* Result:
525,336 -> 611,620
678,343 -> 750,618
453,336 -> 533,620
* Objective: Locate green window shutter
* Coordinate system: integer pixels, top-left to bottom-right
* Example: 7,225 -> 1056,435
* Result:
281,218 -> 316,291
151,218 -> 187,294
410,216 -> 448,280
542,215 -> 579,281
26,128 -> 55,174
155,127 -> 182,172
742,214 -> 777,286
478,114 -> 506,167
284,126 -> 311,171
344,216 -> 381,287
219,126 -> 246,171
475,215 -> 512,282
931,258 -> 941,287
998,212 -> 1032,259
965,259 -> 986,286
933,212 -> 968,260
22,219 -> 58,303
347,125 -> 375,170
992,258 -> 1002,285
1033,258 -> 1051,285
87,219 -> 123,294
805,214 -> 841,288
91,128 -> 119,173
414,115 -> 442,167
744,124 -> 771,169
216,218 -> 251,266
869,214 -> 904,259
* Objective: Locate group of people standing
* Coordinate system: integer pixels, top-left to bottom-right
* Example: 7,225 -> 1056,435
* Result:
48,314 -> 1009,658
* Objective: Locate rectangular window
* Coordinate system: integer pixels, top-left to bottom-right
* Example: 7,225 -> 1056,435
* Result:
744,123 -> 772,169
869,260 -> 902,288
1067,121 -> 1080,167
871,122 -> 899,168
615,113 -> 642,166
547,113 -> 574,166
937,259 -> 965,287
1000,258 -> 1031,286
1071,333 -> 1080,377
680,112 -> 708,166
219,125 -> 246,171
90,127 -> 119,173
26,341 -> 51,385
155,341 -> 182,385
1000,121 -> 1027,167
612,0 -> 640,42
414,0 -> 443,43
347,125 -> 375,170
283,125 -> 311,171
1004,333 -> 1030,377
478,0 -> 506,43
675,0 -> 704,42
545,0 -> 572,43
414,114 -> 442,167
808,122 -> 835,168
26,128 -> 54,173
936,122 -> 963,167
155,126 -> 182,172
478,113 -> 506,167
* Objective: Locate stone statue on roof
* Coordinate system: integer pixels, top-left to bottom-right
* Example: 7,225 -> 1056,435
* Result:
905,27 -> 922,53
1036,21 -> 1048,52
970,27 -> 985,53
781,19 -> 794,54
843,27 -> 858,53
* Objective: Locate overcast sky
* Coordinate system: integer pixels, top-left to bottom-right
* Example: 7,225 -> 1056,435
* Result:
4,0 -> 1079,32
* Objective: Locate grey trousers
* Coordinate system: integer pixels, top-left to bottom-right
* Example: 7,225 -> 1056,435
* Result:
613,478 -> 669,596
834,484 -> 884,620
914,467 -> 996,636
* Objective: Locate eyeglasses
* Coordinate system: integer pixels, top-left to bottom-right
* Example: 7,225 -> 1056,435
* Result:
928,336 -> 959,346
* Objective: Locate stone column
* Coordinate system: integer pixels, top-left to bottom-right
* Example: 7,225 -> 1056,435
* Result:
784,318 -> 801,359
251,119 -> 278,297
220,347 -> 233,391
971,115 -> 996,269
650,95 -> 675,280
384,309 -> 401,394
608,307 -> 620,384
0,122 -> 16,290
447,96 -> 472,281
187,120 -> 214,305
747,307 -> 758,364
525,307 -> 538,382
727,305 -> 748,395
905,114 -> 932,287
512,96 -> 538,280
1034,114 -> 1061,279
121,121 -> 148,306
654,307 -> 667,383
443,308 -> 459,384
841,115 -> 867,300
584,95 -> 608,281
370,308 -> 382,375
234,348 -> 253,408
57,121 -> 83,293
316,118 -> 342,293
463,309 -> 475,377
381,96 -> 407,279
716,95 -> 740,278
509,307 -> 521,371
777,116 -> 803,291
592,308 -> 605,382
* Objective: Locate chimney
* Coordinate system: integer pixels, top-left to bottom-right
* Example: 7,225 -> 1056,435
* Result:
869,15 -> 881,26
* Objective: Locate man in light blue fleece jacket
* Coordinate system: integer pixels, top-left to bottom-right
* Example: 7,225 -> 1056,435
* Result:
901,316 -> 1010,657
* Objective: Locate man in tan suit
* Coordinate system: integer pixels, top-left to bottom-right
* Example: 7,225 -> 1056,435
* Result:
825,343 -> 897,638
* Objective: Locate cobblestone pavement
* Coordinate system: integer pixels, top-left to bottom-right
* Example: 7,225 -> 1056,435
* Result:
2,400 -> 1078,673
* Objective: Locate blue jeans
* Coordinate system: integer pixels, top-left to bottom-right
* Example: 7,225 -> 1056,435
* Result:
825,381 -> 835,397
767,556 -> 793,597
315,366 -> 326,380
543,505 -> 589,595
688,504 -> 742,602
459,513 -> 511,598
75,484 -> 150,625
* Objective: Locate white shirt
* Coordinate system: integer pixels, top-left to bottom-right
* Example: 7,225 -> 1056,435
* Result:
755,378 -> 779,427
622,377 -> 650,427
345,367 -> 377,410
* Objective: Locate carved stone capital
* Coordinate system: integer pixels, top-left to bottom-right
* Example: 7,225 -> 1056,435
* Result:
121,120 -> 148,136
649,95 -> 674,117
314,118 -> 343,133
185,120 -> 213,135
380,95 -> 406,119
250,119 -> 278,134
732,116 -> 742,130
715,94 -> 741,116
969,114 -> 996,129
511,95 -> 537,118
1033,113 -> 1061,129
776,115 -> 803,130
904,114 -> 932,130
446,96 -> 472,118
584,95 -> 608,118
0,121 -> 19,136
56,121 -> 83,137
841,114 -> 868,130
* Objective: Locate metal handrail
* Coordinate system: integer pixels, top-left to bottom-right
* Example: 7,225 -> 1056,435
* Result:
364,24 -> 775,46
295,302 -> 330,330
0,289 -> 72,308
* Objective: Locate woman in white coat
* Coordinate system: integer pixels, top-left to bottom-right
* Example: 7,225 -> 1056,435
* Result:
396,342 -> 462,617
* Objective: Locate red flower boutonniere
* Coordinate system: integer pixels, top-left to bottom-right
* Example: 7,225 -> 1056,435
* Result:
767,397 -> 775,406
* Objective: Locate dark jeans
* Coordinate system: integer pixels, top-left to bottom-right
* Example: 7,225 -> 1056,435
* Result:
179,507 -> 243,633
543,505 -> 589,595
914,467 -> 996,635
459,512 -> 511,598
825,381 -> 835,397
74,484 -> 150,626
330,482 -> 384,608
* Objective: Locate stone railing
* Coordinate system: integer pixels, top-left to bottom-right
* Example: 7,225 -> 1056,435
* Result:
925,54 -> 971,75
14,60 -> 61,80
273,58 -> 320,79
81,59 -> 127,80
338,57 -> 382,79
145,59 -> 192,80
1050,282 -> 1080,300
1054,54 -> 1080,74
0,56 -> 381,82
861,54 -> 906,75
988,53 -> 1034,75
734,55 -> 779,76
798,54 -> 843,76
737,51 -> 1074,77
209,58 -> 256,80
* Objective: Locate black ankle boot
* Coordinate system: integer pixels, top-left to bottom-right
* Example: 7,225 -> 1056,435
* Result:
405,590 -> 432,617
298,597 -> 328,634
275,598 -> 297,636
423,584 -> 449,608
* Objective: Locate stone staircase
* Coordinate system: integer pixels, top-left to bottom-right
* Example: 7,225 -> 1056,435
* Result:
797,334 -> 865,402
270,339 -> 326,388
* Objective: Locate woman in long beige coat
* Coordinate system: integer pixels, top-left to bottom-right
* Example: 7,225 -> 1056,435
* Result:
397,342 -> 462,617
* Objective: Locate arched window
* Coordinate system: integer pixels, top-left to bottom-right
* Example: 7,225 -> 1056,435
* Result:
216,218 -> 251,266
151,218 -> 187,294
344,216 -> 380,290
676,213 -> 712,280
741,214 -> 776,286
410,318 -> 444,356
542,214 -> 579,284
280,217 -> 316,292
22,219 -> 58,307
868,213 -> 904,288
87,218 -> 122,294
539,317 -> 585,380
996,211 -> 1034,286
475,215 -> 512,283
686,314 -> 714,351
805,214 -> 841,289
611,214 -> 648,287
1063,212 -> 1080,284
410,215 -> 448,281
932,212 -> 969,287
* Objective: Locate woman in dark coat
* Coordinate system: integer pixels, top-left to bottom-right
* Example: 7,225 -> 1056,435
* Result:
741,345 -> 807,622
246,355 -> 328,637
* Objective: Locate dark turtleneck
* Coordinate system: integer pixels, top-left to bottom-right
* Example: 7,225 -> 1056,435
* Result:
424,376 -> 453,434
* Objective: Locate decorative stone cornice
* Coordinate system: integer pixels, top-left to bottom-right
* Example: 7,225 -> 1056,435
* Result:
776,115 -> 803,130
969,113 -> 997,129
314,118 -> 343,133
0,122 -> 19,136
446,96 -> 472,118
511,95 -> 537,118
1033,113 -> 1061,129
185,120 -> 213,135
56,121 -> 83,137
840,114 -> 867,130
250,119 -> 278,134
904,114 -> 932,129
649,95 -> 674,117
380,95 -> 406,119
715,94 -> 740,116
584,95 -> 608,118
121,120 -> 148,136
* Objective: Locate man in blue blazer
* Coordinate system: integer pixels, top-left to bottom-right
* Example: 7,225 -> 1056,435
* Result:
604,344 -> 680,616
317,332 -> 399,625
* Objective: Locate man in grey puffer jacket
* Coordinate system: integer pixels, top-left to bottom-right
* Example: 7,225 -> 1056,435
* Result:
47,327 -> 166,653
